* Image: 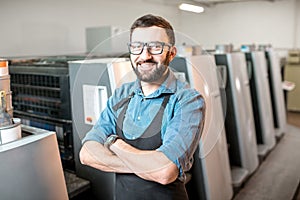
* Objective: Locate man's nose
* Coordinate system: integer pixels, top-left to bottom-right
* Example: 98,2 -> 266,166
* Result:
139,46 -> 152,60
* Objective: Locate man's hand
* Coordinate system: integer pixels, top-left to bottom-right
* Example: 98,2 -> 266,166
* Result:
79,141 -> 132,173
80,139 -> 179,185
110,139 -> 179,185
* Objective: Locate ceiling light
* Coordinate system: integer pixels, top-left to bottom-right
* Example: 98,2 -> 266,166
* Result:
179,3 -> 204,13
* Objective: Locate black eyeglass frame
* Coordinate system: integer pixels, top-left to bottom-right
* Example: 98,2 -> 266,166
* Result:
127,41 -> 173,55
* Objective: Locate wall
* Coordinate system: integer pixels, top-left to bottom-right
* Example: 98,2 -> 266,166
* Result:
178,0 -> 297,50
0,0 -> 298,57
296,0 -> 300,48
0,0 -> 179,57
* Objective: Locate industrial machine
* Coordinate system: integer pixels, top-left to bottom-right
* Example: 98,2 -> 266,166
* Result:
0,59 -> 68,199
214,45 -> 259,188
8,56 -> 86,171
284,50 -> 300,111
242,45 -> 276,159
0,59 -> 21,144
69,58 -> 135,200
0,126 -> 68,200
259,45 -> 286,138
170,54 -> 233,200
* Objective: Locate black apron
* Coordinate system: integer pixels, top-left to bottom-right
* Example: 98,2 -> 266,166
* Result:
113,93 -> 189,200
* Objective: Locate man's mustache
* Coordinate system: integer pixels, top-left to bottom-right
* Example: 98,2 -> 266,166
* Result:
137,59 -> 158,65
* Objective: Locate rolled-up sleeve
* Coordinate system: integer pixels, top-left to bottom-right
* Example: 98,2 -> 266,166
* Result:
157,89 -> 205,175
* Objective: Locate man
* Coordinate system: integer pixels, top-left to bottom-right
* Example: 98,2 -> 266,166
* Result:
80,14 -> 205,200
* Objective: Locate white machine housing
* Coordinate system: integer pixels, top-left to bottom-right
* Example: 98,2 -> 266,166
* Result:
214,51 -> 259,188
0,126 -> 68,200
170,55 -> 233,200
265,49 -> 287,138
246,51 -> 276,157
69,58 -> 136,200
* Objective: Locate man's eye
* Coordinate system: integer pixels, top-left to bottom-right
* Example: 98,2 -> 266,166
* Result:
149,43 -> 162,49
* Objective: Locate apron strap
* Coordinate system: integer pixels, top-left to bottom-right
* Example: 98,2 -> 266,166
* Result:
112,92 -> 135,112
141,94 -> 171,138
116,93 -> 172,137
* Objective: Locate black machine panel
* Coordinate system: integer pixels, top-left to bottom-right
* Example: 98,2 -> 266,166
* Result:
9,56 -> 84,172
245,53 -> 264,144
214,54 -> 242,167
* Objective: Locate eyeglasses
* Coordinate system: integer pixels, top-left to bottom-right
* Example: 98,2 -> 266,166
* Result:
128,41 -> 172,55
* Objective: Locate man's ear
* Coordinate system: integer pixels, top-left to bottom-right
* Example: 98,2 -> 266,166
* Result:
170,46 -> 177,60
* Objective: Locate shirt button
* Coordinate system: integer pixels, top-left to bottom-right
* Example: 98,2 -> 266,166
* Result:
137,116 -> 141,120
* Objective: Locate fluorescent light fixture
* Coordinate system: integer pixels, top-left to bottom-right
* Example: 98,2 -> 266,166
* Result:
179,3 -> 204,13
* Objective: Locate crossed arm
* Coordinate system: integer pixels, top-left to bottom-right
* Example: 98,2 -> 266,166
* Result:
79,86 -> 204,185
79,139 -> 179,185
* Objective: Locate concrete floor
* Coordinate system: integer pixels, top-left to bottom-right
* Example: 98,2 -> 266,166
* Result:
234,112 -> 300,200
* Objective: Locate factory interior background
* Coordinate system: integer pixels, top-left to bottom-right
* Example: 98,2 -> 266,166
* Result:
0,0 -> 300,200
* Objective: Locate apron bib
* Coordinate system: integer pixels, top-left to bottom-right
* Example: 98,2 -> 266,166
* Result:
113,93 -> 188,200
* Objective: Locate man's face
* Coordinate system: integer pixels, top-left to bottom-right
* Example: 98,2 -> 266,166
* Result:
129,26 -> 176,83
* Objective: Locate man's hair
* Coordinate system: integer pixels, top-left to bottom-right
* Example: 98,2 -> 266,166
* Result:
130,14 -> 175,45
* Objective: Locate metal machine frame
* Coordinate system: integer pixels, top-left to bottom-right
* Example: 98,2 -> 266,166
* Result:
214,52 -> 259,188
245,51 -> 276,158
170,55 -> 233,200
69,58 -> 134,200
264,49 -> 286,138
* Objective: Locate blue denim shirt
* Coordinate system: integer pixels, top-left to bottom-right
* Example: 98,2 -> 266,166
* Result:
82,70 -> 205,180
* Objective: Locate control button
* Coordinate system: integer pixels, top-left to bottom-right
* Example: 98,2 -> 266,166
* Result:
86,117 -> 93,123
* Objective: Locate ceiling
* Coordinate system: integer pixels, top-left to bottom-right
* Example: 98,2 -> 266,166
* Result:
192,0 -> 277,6
145,0 -> 280,7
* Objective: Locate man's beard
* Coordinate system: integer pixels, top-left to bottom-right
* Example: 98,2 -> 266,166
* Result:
131,53 -> 171,83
